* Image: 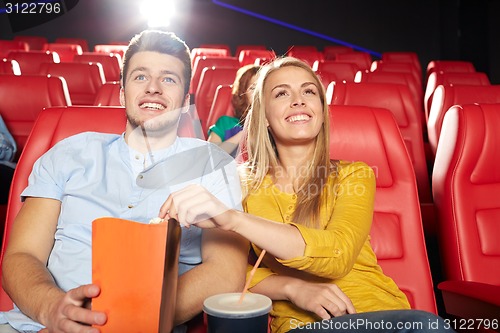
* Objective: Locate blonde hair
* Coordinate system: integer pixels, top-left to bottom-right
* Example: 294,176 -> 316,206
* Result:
241,57 -> 333,228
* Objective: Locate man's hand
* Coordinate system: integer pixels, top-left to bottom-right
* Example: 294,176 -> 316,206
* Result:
41,284 -> 107,333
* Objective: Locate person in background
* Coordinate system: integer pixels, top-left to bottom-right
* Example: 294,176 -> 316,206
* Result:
159,57 -> 456,333
207,64 -> 260,157
0,30 -> 248,333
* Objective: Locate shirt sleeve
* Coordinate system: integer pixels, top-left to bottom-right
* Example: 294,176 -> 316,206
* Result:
276,162 -> 376,279
207,116 -> 239,142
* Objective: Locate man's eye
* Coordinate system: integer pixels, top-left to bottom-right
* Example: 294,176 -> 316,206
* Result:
163,77 -> 176,83
134,74 -> 147,81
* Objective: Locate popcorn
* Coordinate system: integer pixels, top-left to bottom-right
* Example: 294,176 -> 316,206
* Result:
149,217 -> 165,224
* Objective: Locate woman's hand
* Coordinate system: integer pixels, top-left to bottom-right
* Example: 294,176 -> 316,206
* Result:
159,184 -> 236,231
41,284 -> 106,333
285,280 -> 356,320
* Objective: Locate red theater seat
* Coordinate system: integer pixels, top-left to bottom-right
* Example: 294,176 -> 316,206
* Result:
0,75 -> 71,159
334,52 -> 373,71
39,62 -> 106,105
328,82 -> 432,209
194,67 -> 239,134
371,60 -> 422,90
0,40 -> 29,58
55,37 -> 90,52
94,44 -> 128,59
74,52 -> 122,82
13,36 -> 48,51
206,84 -> 233,134
424,71 -> 490,121
322,45 -> 354,60
426,60 -> 476,79
6,50 -> 59,75
199,44 -> 232,56
190,56 -> 240,95
287,50 -> 324,67
0,58 -> 21,75
329,105 -> 437,313
427,84 -> 500,156
432,104 -> 500,326
381,52 -> 422,76
93,81 -> 121,106
313,60 -> 359,83
238,49 -> 276,67
190,47 -> 229,67
43,43 -> 83,62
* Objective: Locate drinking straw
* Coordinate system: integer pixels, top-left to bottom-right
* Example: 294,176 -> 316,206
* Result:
238,249 -> 266,303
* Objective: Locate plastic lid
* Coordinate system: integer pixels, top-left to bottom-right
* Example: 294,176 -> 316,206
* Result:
203,293 -> 272,319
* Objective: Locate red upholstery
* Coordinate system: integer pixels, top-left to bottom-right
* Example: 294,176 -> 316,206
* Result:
329,105 -> 437,313
238,49 -> 276,67
0,40 -> 29,58
190,56 -> 240,95
322,45 -> 354,60
334,52 -> 373,71
13,36 -> 48,51
329,82 -> 432,207
426,60 -> 476,79
427,84 -> 500,156
381,52 -> 422,77
355,70 -> 423,113
206,85 -> 233,133
74,52 -> 122,82
93,81 -> 121,106
313,60 -> 359,83
432,104 -> 500,324
39,62 -> 106,105
424,71 -> 490,121
199,44 -> 232,55
194,67 -> 239,133
55,37 -> 90,52
190,47 -> 229,67
371,60 -> 422,90
94,44 -> 128,59
6,50 -> 59,75
0,75 -> 71,158
43,43 -> 83,62
0,58 -> 21,75
287,50 -> 324,67
235,45 -> 267,59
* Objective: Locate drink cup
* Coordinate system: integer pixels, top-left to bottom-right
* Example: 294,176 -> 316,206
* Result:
203,292 -> 272,333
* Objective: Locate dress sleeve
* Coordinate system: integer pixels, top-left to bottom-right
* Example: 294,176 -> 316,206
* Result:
276,162 -> 376,279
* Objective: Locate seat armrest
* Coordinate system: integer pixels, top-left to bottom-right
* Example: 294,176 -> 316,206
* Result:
438,280 -> 500,328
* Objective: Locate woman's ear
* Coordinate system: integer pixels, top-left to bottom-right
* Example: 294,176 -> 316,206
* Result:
119,87 -> 125,106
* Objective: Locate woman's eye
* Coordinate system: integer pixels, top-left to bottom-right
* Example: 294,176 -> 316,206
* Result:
304,88 -> 317,95
275,90 -> 287,98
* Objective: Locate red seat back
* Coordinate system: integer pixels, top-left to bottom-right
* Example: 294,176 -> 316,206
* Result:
13,36 -> 48,51
238,49 -> 276,67
287,50 -> 324,67
313,60 -> 359,83
0,75 -> 71,158
334,52 -> 372,71
94,44 -> 128,59
6,50 -> 59,75
190,56 -> 240,95
424,71 -> 490,121
322,45 -> 354,60
0,40 -> 29,58
190,48 -> 229,67
39,62 -> 106,105
206,85 -> 234,133
93,81 -> 121,106
329,82 -> 432,206
329,105 -> 437,313
74,52 -> 122,82
381,52 -> 422,76
194,67 -> 239,133
427,84 -> 500,156
0,58 -> 21,75
426,60 -> 476,78
43,43 -> 83,62
432,103 -> 500,285
55,37 -> 90,52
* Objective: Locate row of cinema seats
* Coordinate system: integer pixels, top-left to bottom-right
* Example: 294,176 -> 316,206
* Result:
0,102 -> 498,331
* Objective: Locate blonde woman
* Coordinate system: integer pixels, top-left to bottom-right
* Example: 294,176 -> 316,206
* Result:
161,57 -> 455,333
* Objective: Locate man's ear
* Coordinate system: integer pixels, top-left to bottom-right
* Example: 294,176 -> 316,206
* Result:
181,94 -> 191,113
119,87 -> 125,106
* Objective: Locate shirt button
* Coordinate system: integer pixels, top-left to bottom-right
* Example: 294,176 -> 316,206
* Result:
128,204 -> 134,209
285,215 -> 290,221
292,194 -> 297,200
288,205 -> 294,211
333,249 -> 341,256
138,174 -> 144,179
135,155 -> 141,160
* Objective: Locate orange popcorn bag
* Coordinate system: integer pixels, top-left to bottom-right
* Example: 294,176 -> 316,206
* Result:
92,217 -> 181,333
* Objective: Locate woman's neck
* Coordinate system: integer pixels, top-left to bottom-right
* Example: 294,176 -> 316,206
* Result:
272,144 -> 315,193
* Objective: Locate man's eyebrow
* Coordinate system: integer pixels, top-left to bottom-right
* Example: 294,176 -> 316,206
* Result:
127,67 -> 183,83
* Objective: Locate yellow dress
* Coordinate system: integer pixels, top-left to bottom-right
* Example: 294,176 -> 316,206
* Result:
243,161 -> 410,333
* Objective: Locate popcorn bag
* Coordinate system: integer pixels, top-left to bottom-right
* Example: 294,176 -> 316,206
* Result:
92,217 -> 181,333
